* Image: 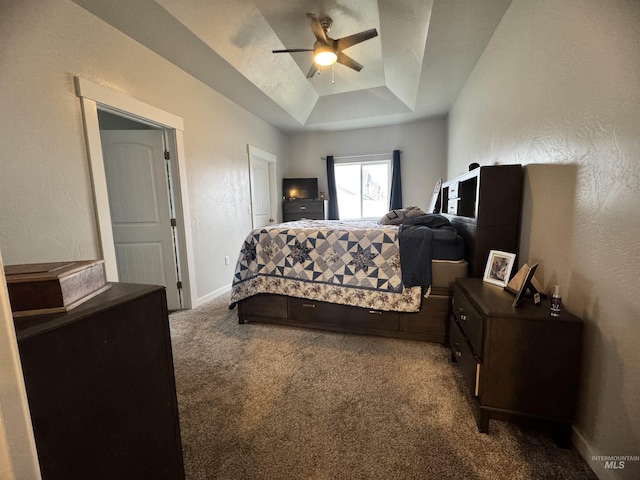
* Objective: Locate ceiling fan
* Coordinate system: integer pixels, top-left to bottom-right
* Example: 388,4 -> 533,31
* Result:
272,13 -> 378,78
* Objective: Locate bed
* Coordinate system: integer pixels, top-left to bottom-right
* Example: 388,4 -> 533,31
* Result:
229,214 -> 468,344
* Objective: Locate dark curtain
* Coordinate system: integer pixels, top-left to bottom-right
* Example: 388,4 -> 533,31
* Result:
326,155 -> 340,219
389,149 -> 403,210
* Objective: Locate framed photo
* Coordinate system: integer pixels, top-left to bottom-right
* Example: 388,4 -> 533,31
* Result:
483,250 -> 516,287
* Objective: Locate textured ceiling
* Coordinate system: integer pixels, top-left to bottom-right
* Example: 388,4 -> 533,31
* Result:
72,0 -> 513,133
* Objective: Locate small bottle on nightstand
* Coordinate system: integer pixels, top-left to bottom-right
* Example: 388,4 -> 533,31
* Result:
550,285 -> 562,317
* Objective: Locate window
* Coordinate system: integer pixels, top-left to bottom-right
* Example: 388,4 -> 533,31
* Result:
334,160 -> 391,219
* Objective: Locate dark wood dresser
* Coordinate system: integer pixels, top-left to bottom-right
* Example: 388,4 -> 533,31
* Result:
450,278 -> 583,446
282,199 -> 328,221
14,283 -> 185,480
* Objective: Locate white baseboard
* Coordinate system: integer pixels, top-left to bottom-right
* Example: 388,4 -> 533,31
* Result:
573,426 -> 619,480
192,284 -> 231,308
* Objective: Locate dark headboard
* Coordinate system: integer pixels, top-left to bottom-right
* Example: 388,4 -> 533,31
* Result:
440,165 -> 523,277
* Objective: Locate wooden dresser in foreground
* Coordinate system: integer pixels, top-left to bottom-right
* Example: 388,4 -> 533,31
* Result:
14,283 -> 185,480
450,277 -> 583,446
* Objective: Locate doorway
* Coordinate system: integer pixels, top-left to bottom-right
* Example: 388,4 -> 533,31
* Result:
98,116 -> 182,310
247,145 -> 277,229
76,77 -> 195,309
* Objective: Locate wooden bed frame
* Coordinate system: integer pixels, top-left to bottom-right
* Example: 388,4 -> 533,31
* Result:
235,164 -> 523,345
238,286 -> 452,344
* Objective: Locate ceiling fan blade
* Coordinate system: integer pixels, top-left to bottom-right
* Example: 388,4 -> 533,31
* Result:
336,28 -> 378,51
306,13 -> 328,43
272,48 -> 313,53
306,63 -> 319,78
336,52 -> 363,72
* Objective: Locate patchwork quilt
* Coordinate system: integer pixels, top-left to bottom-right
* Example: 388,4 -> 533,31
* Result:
229,220 -> 423,312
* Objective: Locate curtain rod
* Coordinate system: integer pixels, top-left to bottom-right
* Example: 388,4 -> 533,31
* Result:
321,150 -> 401,161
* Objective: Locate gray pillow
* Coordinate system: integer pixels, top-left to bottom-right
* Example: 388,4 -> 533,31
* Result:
379,206 -> 426,225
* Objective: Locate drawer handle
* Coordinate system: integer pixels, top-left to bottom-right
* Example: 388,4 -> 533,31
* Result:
453,342 -> 462,357
299,206 -> 307,210
302,303 -> 316,308
456,351 -> 462,357
368,310 -> 383,315
460,313 -> 467,321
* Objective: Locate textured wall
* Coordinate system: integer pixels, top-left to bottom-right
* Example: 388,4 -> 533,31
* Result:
288,118 -> 448,211
448,0 -> 640,478
0,0 -> 288,303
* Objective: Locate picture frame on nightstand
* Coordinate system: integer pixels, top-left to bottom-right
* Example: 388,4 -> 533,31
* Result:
511,263 -> 542,307
483,250 -> 516,287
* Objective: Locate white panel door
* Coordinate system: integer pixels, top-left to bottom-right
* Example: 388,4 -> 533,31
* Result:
100,130 -> 181,309
250,158 -> 272,228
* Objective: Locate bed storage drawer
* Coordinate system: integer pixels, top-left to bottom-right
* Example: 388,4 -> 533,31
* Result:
402,293 -> 449,341
238,294 -> 287,321
237,293 -> 455,344
289,298 -> 401,332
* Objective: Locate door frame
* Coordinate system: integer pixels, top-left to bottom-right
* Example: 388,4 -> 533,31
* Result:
0,250 -> 41,479
76,77 -> 195,308
247,144 -> 278,228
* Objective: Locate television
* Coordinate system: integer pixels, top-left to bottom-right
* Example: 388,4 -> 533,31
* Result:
283,177 -> 318,200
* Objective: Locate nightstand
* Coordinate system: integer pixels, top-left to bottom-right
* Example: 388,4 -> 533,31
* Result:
450,277 -> 583,446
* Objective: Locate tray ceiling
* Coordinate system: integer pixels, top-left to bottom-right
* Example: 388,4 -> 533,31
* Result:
72,0 -> 512,133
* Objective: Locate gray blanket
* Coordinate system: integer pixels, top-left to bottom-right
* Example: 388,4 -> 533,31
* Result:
398,215 -> 464,288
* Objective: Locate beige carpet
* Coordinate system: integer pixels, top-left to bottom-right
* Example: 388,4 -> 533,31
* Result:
169,293 -> 596,480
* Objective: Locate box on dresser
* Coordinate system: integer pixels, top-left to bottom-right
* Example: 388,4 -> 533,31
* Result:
4,260 -> 110,316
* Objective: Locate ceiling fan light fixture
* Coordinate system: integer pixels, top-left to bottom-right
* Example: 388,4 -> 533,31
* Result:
273,14 -> 377,78
314,46 -> 337,66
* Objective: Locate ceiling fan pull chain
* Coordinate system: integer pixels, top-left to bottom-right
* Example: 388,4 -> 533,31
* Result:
331,64 -> 335,84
